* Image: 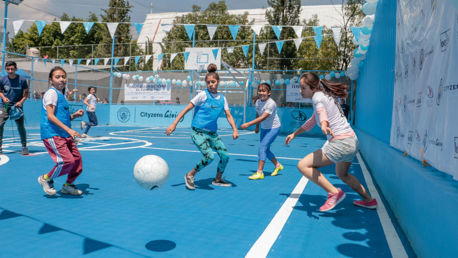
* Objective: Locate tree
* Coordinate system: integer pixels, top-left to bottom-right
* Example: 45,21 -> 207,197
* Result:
160,1 -> 254,70
263,0 -> 301,70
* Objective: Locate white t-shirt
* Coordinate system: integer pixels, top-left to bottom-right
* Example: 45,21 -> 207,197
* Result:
190,90 -> 229,110
85,93 -> 97,111
42,87 -> 61,109
312,91 -> 352,139
256,98 -> 281,129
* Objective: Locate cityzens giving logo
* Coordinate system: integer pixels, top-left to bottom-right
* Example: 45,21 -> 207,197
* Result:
291,110 -> 307,121
117,107 -> 131,123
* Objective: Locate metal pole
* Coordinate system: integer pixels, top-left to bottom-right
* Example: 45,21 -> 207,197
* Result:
109,35 -> 115,104
74,64 -> 78,101
30,57 -> 34,98
2,0 -> 9,70
190,29 -> 195,100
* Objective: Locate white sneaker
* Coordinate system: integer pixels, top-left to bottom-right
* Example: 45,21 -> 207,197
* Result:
81,133 -> 88,138
38,175 -> 56,195
61,184 -> 83,195
80,121 -> 86,130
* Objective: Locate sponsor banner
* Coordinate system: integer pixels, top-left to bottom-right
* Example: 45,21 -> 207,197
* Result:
124,83 -> 171,101
110,105 -> 192,127
286,83 -> 312,103
391,0 -> 458,179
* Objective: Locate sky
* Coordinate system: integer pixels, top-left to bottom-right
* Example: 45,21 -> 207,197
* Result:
1,0 -> 342,23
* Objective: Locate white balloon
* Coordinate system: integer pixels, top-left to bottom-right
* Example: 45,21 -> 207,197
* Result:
362,15 -> 374,29
366,0 -> 378,3
172,79 -> 176,85
138,76 -> 144,82
325,74 -> 331,80
335,72 -> 341,79
182,80 -> 188,87
280,78 -> 285,84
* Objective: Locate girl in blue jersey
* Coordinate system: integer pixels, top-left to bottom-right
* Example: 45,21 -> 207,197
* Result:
37,66 -> 85,196
166,64 -> 239,190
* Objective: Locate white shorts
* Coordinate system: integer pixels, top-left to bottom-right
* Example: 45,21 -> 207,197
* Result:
322,136 -> 359,163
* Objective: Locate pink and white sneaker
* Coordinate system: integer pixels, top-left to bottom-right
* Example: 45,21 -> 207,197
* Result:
319,188 -> 346,212
353,199 -> 378,209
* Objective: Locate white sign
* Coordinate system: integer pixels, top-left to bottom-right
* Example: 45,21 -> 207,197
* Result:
286,83 -> 312,103
124,83 -> 171,101
391,0 -> 458,179
184,47 -> 221,71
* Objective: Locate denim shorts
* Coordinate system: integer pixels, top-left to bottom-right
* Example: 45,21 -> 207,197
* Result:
322,136 -> 359,163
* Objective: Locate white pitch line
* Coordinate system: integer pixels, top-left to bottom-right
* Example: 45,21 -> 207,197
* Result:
0,155 -> 10,166
245,176 -> 309,258
356,152 -> 408,258
141,146 -> 303,161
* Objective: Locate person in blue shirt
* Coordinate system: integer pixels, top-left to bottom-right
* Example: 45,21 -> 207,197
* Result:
37,66 -> 85,196
166,64 -> 239,190
0,61 -> 29,155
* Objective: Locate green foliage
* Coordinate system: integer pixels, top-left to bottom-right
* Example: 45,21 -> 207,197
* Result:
160,1 -> 254,70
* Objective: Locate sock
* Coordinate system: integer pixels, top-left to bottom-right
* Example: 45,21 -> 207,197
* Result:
275,163 -> 282,168
257,170 -> 263,174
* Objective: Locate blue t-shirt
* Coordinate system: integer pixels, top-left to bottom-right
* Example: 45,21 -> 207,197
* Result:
0,75 -> 28,107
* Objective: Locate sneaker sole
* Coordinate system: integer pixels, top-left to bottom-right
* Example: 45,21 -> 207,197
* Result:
61,190 -> 83,195
184,175 -> 195,190
320,192 -> 346,212
353,202 -> 377,209
37,176 -> 56,196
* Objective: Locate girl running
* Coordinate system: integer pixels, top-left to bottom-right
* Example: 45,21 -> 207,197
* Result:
80,87 -> 98,137
166,64 -> 239,190
285,72 -> 377,211
37,66 -> 85,196
240,83 -> 283,180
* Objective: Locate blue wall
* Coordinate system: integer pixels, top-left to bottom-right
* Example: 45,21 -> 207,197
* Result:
355,0 -> 458,257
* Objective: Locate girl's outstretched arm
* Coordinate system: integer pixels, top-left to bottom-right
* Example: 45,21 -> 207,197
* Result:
224,109 -> 239,139
166,102 -> 194,135
240,112 -> 270,130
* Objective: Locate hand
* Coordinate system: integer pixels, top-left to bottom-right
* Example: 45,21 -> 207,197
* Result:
240,123 -> 249,130
1,97 -> 10,103
15,102 -> 23,108
285,133 -> 295,145
232,130 -> 239,140
166,124 -> 176,135
68,129 -> 82,140
74,109 -> 84,117
321,125 -> 335,137
254,127 -> 259,133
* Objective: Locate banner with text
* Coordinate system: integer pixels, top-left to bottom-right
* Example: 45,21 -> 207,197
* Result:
124,83 -> 171,101
391,0 -> 458,179
286,83 -> 312,104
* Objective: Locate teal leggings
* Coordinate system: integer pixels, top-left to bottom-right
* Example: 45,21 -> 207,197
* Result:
191,127 -> 229,173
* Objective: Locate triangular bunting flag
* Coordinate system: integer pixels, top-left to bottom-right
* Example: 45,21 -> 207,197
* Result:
106,23 -> 119,39
272,26 -> 282,39
134,23 -> 143,35
83,22 -> 94,34
206,25 -> 218,40
332,27 -> 342,47
183,52 -> 189,62
275,41 -> 284,53
35,21 -> 47,36
292,26 -> 303,38
86,59 -> 91,66
251,25 -> 263,36
59,21 -> 71,34
69,59 -> 74,66
77,59 -> 82,65
158,53 -> 164,63
104,58 -> 110,66
184,24 -> 195,40
161,24 -> 173,33
314,35 -> 323,49
60,59 -> 65,66
212,48 -> 219,59
13,20 -> 24,36
134,56 -> 141,66
145,55 -> 152,63
94,58 -> 100,66
227,47 -> 234,53
258,43 -> 267,55
170,53 -> 177,62
313,26 -> 322,36
114,57 -> 120,66
293,38 -> 302,50
350,27 -> 361,43
241,45 -> 249,57
124,57 -> 130,66
228,25 -> 240,40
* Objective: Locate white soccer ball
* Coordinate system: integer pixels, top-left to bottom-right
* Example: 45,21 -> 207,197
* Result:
133,155 -> 169,190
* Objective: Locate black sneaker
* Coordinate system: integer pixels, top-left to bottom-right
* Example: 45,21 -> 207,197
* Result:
212,178 -> 231,187
184,174 -> 195,190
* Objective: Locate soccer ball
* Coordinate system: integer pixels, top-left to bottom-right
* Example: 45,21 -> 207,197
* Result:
133,155 -> 169,190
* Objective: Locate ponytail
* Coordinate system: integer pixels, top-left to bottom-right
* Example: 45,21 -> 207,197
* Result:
300,72 -> 348,99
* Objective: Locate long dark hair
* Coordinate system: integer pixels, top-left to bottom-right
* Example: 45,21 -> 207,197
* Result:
205,63 -> 219,81
300,72 -> 348,99
48,66 -> 67,95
